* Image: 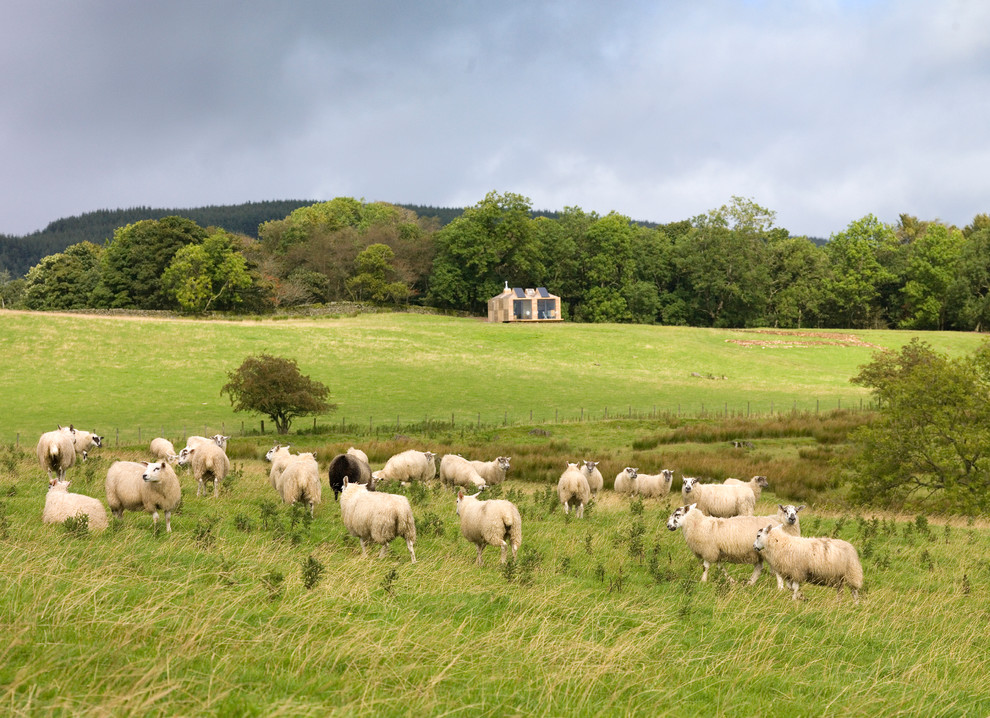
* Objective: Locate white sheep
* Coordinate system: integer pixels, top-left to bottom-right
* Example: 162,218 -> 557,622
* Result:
613,467 -> 638,494
43,480 -> 109,532
754,523 -> 863,602
439,454 -> 486,490
724,475 -> 769,500
184,434 -> 228,451
557,462 -> 591,518
36,426 -> 77,483
150,437 -> 179,463
373,449 -> 437,483
667,503 -> 799,585
469,456 -> 511,485
105,460 -> 181,532
347,446 -> 369,465
681,476 -> 756,517
339,477 -> 417,563
71,429 -> 103,460
634,469 -> 673,499
265,444 -> 295,489
178,442 -> 230,497
456,490 -> 522,565
276,453 -> 322,516
579,460 -> 603,495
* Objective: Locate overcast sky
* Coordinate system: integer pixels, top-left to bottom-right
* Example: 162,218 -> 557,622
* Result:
1,0 -> 988,238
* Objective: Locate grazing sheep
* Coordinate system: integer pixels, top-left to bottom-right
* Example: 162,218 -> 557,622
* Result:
347,446 -> 369,465
634,469 -> 674,499
439,454 -> 486,490
328,452 -> 374,500
36,426 -> 77,483
754,524 -> 863,602
681,476 -> 756,517
339,477 -> 416,563
614,467 -> 638,494
43,480 -> 108,532
557,462 -> 591,518
71,429 -> 103,460
277,453 -> 322,516
265,444 -> 295,489
469,456 -> 511,486
579,460 -> 603,495
184,434 -> 227,451
724,475 -> 769,501
370,449 -> 434,485
667,503 -> 798,584
178,442 -> 230,497
105,460 -> 181,532
150,437 -> 179,463
456,490 -> 522,565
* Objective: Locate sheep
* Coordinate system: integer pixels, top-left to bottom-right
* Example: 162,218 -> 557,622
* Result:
328,452 -> 374,500
557,462 -> 591,518
105,460 -> 181,532
265,444 -> 295,489
339,477 -> 416,563
277,452 -> 322,516
634,469 -> 673,499
681,476 -> 756,517
184,434 -> 228,451
724,475 -> 769,501
469,456 -> 511,486
71,429 -> 103,460
455,490 -> 522,565
613,467 -> 638,494
150,437 -> 179,463
347,446 -> 369,465
667,503 -> 800,585
439,454 -> 486,490
36,426 -> 77,483
578,460 -> 603,495
754,524 -> 863,602
43,480 -> 108,532
177,442 -> 230,497
371,450 -> 435,486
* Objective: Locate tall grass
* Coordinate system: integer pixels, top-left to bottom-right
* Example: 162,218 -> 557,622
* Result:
1,442 -> 988,715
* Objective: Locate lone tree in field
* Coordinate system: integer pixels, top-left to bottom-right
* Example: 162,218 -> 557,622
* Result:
221,354 -> 335,434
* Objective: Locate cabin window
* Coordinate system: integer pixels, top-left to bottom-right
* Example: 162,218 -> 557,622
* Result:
513,300 -> 532,319
537,299 -> 556,319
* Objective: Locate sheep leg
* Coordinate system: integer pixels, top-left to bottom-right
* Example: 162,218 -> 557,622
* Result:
378,543 -> 389,559
775,572 -> 785,590
406,539 -> 416,564
358,538 -> 368,556
789,580 -> 805,601
511,542 -> 519,562
196,481 -> 203,498
213,478 -> 219,498
700,560 -> 710,582
499,542 -> 508,564
476,544 -> 485,566
165,510 -> 172,533
152,510 -> 159,530
719,563 -> 738,584
577,502 -> 584,519
746,561 -> 763,585
309,502 -> 315,518
562,501 -> 569,515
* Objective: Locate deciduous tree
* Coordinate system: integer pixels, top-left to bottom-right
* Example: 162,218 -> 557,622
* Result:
221,354 -> 335,435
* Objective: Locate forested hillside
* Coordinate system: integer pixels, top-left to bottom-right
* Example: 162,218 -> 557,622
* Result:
2,192 -> 988,331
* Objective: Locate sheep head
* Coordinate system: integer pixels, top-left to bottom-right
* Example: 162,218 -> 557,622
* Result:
666,504 -> 697,531
142,461 -> 167,482
682,476 -> 698,494
778,504 -> 804,526
753,524 -> 776,552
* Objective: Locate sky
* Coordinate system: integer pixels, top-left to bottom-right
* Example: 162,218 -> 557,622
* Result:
1,0 -> 988,239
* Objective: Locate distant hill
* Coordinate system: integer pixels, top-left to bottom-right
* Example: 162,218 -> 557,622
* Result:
0,201 -> 475,278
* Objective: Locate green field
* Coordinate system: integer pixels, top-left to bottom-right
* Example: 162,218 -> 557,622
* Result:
2,311 -> 989,716
1,310 -> 984,442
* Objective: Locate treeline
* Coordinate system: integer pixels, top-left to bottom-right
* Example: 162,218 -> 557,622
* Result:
2,191 -> 989,331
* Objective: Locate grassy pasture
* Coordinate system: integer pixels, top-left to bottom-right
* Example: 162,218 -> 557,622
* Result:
0,445 -> 988,716
0,310 -> 985,442
3,311 -> 990,715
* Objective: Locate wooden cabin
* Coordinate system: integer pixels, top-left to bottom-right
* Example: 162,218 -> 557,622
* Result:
488,284 -> 562,323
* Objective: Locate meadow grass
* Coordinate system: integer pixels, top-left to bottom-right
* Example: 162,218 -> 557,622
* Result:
2,310 -> 986,442
1,442 -> 989,716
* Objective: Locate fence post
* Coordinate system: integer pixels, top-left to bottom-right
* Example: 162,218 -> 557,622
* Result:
116,428 -> 119,447
138,427 -> 141,443
261,420 -> 264,433
504,411 -> 507,425
580,408 -> 584,421
16,433 -> 19,447
747,401 -> 750,417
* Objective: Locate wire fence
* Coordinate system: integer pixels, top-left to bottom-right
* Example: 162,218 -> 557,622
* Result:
6,395 -> 877,448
